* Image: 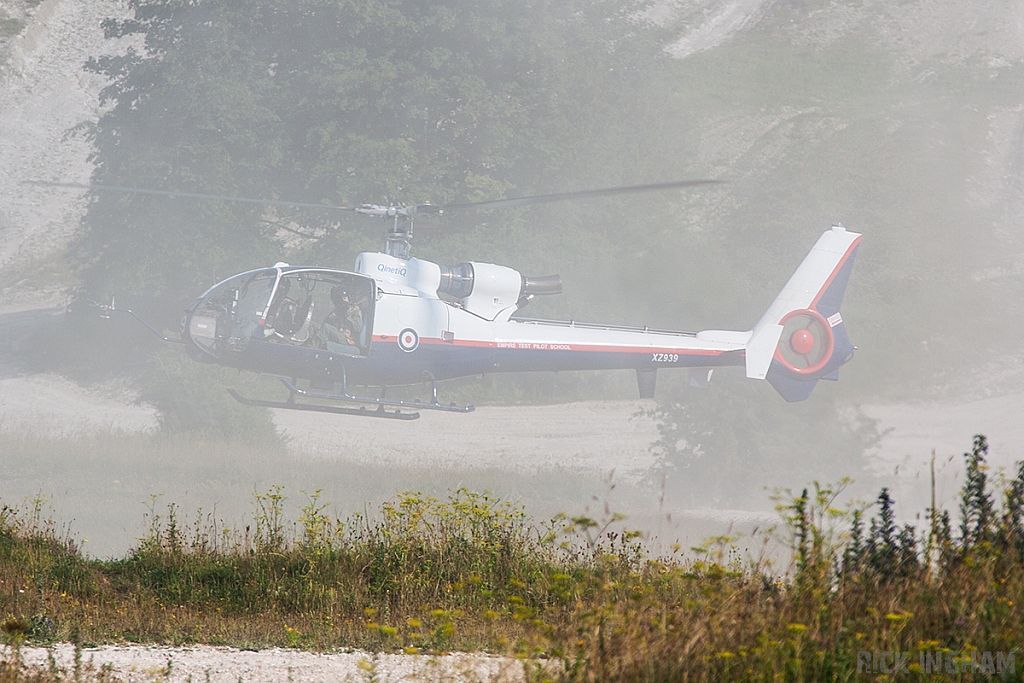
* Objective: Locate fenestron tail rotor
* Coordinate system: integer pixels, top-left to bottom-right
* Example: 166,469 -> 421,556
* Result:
775,310 -> 833,374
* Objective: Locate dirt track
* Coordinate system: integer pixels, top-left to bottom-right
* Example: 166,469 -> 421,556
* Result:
16,644 -> 529,683
275,399 -> 660,476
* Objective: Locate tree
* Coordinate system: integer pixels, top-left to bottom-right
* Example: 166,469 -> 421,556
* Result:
651,375 -> 879,508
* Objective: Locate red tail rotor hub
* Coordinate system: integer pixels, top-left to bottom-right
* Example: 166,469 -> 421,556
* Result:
773,309 -> 834,375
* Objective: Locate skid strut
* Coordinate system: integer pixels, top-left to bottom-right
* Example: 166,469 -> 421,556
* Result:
281,367 -> 475,414
226,389 -> 419,420
228,368 -> 474,420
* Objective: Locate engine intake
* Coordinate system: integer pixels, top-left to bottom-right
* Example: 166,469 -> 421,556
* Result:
437,262 -> 561,320
438,263 -> 475,298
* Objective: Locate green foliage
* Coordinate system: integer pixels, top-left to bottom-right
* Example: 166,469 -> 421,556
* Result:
775,480 -> 852,592
252,485 -> 288,553
136,348 -> 281,443
652,375 -> 879,507
842,433 -> 1024,585
960,434 -> 995,547
868,487 -> 898,575
841,488 -> 922,581
999,460 -> 1024,561
0,500 -> 97,648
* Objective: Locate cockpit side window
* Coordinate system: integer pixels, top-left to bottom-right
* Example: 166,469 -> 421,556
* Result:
264,271 -> 374,356
189,268 -> 276,354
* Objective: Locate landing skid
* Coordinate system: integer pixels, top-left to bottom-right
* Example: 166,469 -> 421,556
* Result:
281,372 -> 475,414
226,369 -> 474,420
226,389 -> 420,420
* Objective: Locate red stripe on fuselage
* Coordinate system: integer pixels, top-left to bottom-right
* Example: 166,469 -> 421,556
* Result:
371,335 -> 728,356
810,235 -> 862,310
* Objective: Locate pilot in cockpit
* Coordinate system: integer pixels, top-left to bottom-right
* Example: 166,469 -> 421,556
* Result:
264,278 -> 312,340
315,285 -> 364,350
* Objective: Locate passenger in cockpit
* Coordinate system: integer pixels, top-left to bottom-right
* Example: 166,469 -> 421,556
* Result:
266,277 -> 317,342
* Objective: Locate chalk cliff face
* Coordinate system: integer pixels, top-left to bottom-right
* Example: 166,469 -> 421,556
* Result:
662,0 -> 1024,63
0,0 -> 129,306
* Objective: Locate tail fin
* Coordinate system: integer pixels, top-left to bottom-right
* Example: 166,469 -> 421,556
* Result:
745,225 -> 862,401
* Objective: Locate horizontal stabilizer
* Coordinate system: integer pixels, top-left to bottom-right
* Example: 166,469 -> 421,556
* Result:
745,323 -> 783,379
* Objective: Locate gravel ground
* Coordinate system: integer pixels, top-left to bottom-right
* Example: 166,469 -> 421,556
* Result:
0,372 -> 156,435
15,644 -> 533,683
275,400 -> 660,477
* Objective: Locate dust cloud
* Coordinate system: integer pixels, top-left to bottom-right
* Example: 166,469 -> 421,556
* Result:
2,0 -> 1024,562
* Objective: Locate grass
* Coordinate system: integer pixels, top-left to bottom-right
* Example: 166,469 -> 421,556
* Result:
0,435 -> 1023,681
0,488 -> 597,664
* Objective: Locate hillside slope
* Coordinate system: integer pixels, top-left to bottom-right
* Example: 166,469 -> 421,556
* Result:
649,0 -> 1024,399
0,0 -> 127,308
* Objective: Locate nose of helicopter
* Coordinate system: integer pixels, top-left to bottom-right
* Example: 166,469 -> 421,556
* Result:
180,298 -> 205,351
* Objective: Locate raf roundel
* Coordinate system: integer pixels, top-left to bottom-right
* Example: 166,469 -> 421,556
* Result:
398,328 -> 420,353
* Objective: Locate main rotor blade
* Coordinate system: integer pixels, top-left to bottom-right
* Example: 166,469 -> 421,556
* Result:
22,181 -> 354,212
24,177 -> 724,214
442,179 -> 724,211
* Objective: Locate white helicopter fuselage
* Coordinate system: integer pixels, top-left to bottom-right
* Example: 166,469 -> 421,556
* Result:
182,226 -> 859,404
53,177 -> 858,417
349,225 -> 860,400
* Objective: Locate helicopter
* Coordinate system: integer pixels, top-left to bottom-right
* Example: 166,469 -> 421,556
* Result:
32,179 -> 861,420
